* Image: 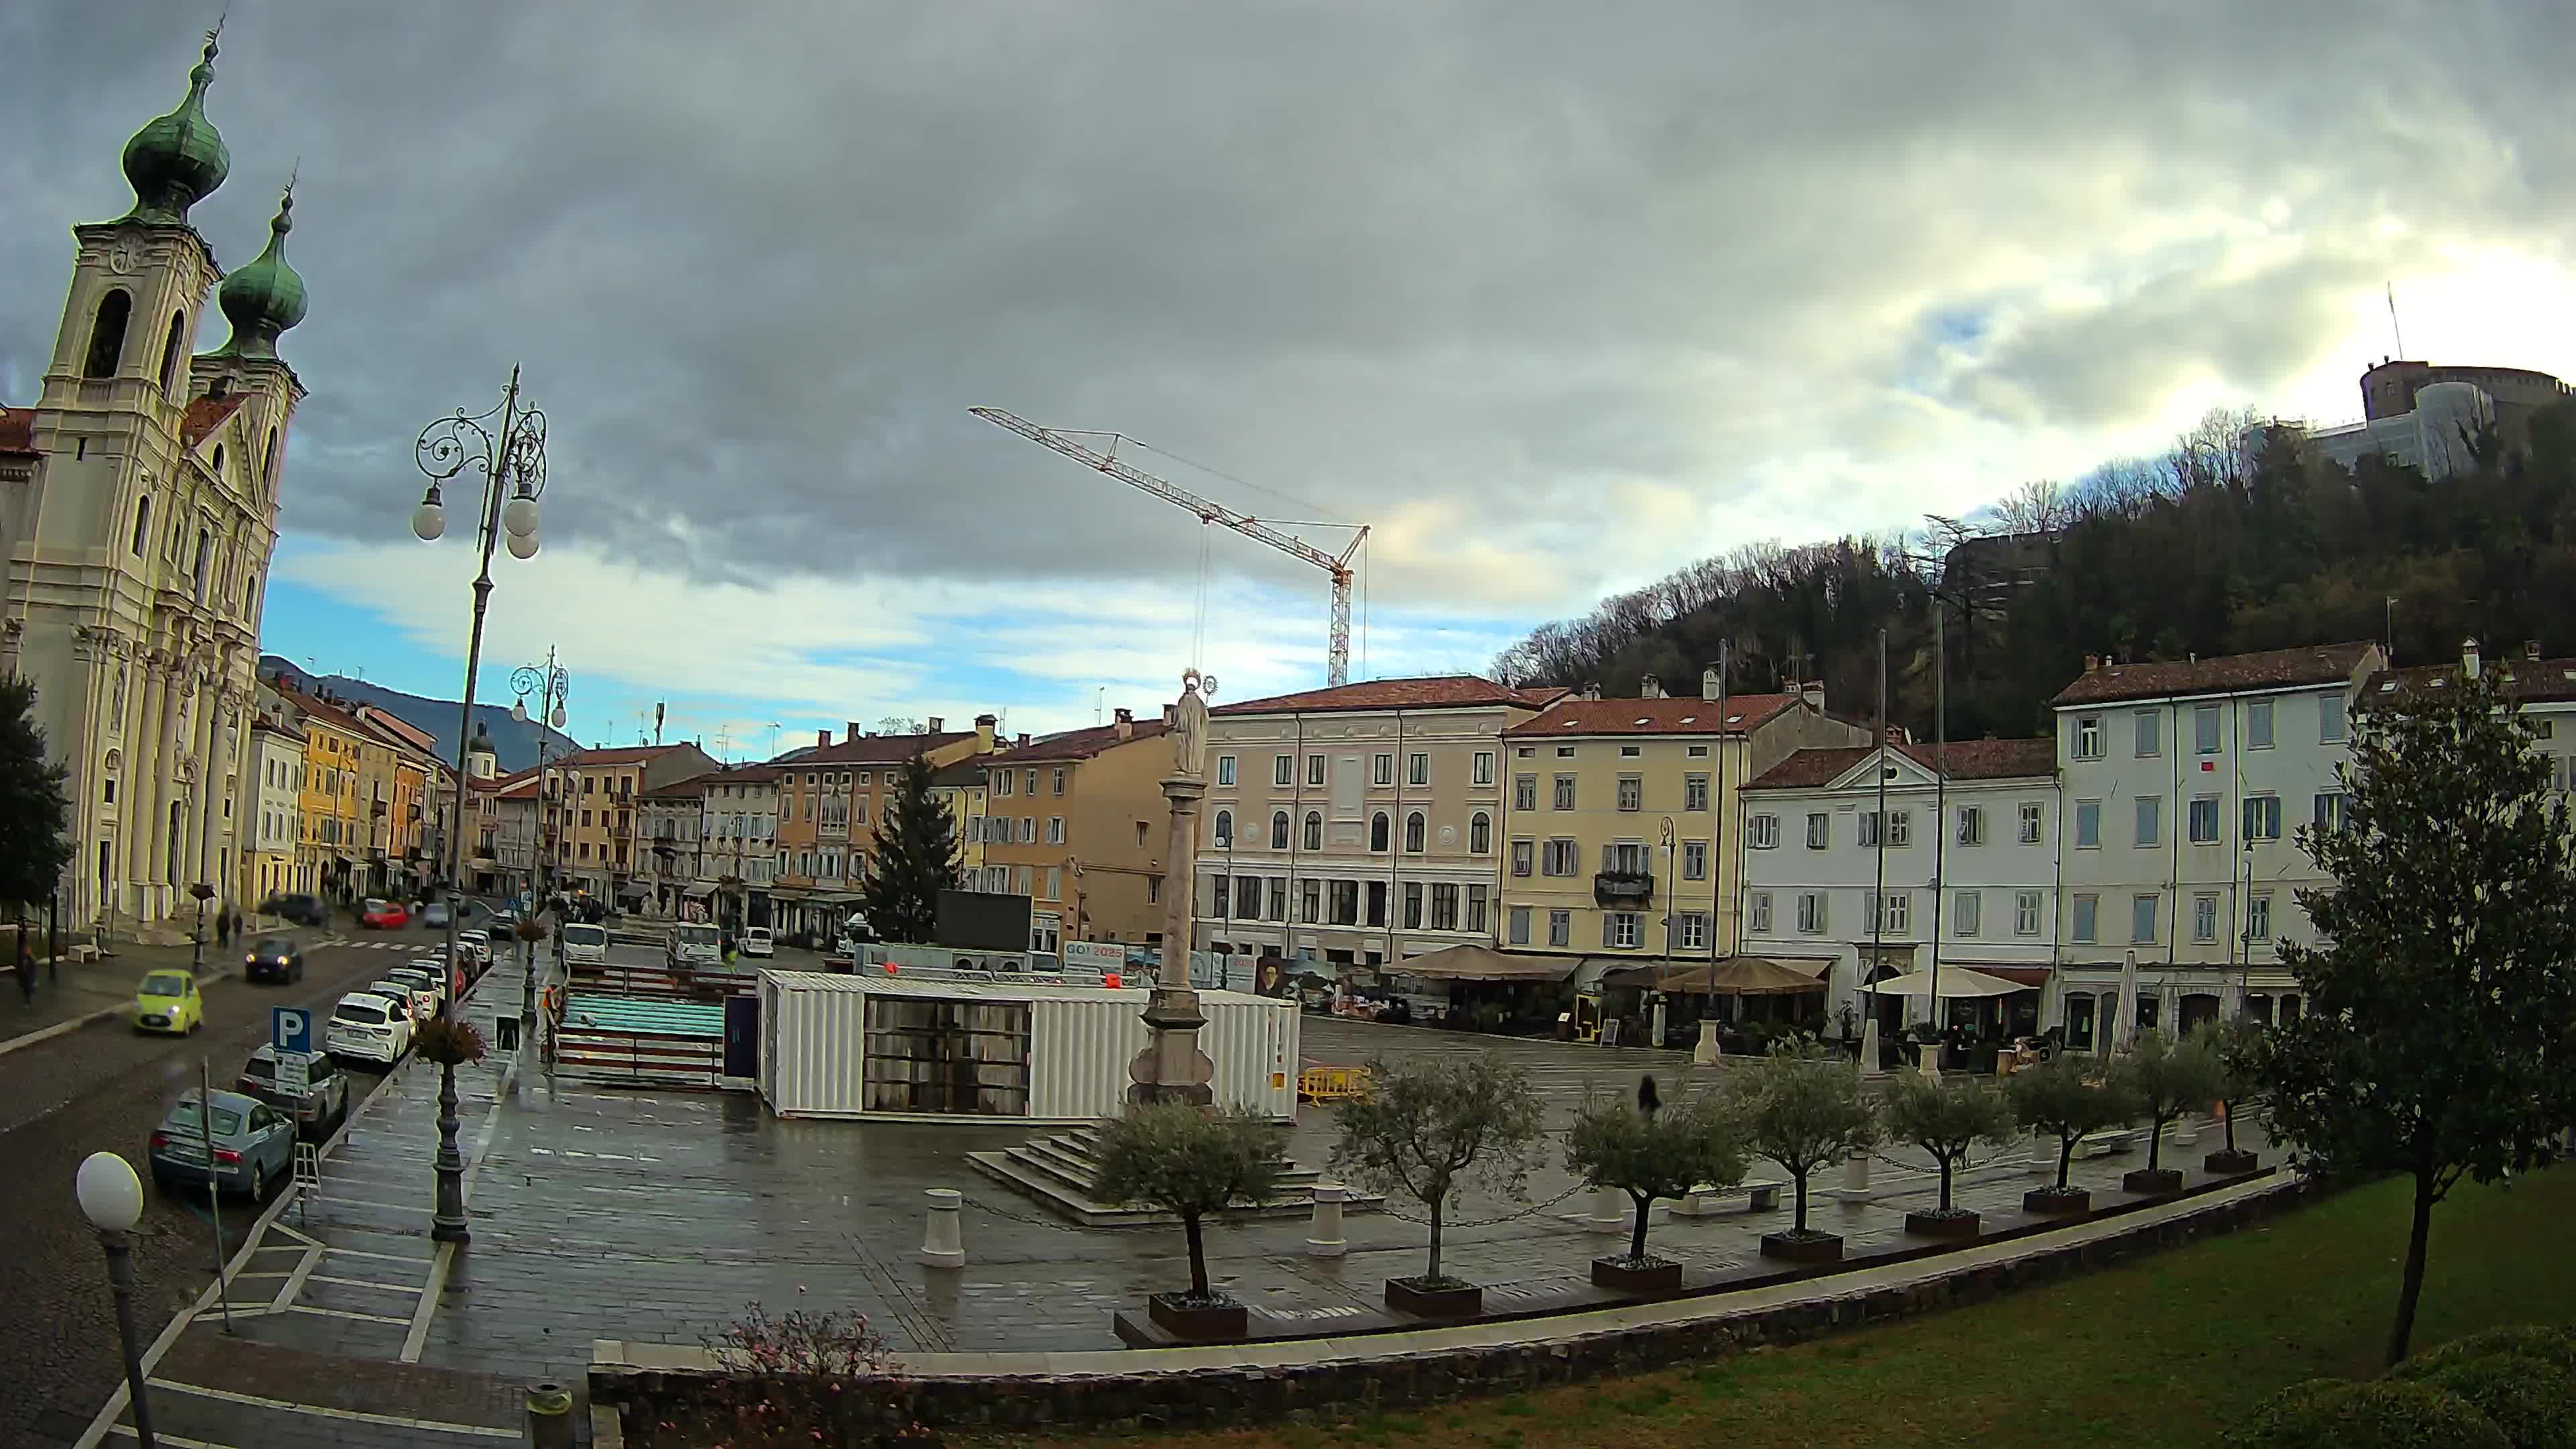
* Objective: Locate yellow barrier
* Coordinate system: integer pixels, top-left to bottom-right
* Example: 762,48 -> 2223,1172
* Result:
1298,1064 -> 1373,1103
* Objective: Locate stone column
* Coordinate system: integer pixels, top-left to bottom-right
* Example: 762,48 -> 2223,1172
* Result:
132,657 -> 173,916
1128,673 -> 1217,1109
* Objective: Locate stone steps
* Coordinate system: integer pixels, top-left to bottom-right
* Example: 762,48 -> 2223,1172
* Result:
966,1124 -> 1380,1228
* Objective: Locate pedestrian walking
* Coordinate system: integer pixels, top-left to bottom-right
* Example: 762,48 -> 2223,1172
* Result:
216,908 -> 233,949
15,939 -> 34,1007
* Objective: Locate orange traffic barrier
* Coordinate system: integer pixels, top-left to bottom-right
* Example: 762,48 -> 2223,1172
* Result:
1298,1064 -> 1373,1103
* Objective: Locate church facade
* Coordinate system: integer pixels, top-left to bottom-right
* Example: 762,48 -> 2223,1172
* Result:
0,30 -> 311,938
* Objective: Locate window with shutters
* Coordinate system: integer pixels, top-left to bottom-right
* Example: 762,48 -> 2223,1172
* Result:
1513,775 -> 1537,810
1681,841 -> 1707,879
2131,894 -> 2159,944
2193,893 -> 2219,943
2015,890 -> 2042,936
2073,714 -> 2102,759
2247,892 -> 2273,941
1604,911 -> 1640,948
2190,795 -> 2221,843
1748,891 -> 1772,933
2135,708 -> 2161,757
1553,774 -> 1576,810
1748,814 -> 1779,849
1511,839 -> 1534,876
2072,894 -> 2098,943
1548,909 -> 1571,947
1684,774 -> 1709,811
2074,800 -> 2100,848
1954,890 -> 1981,936
1806,813 -> 1829,849
2195,705 -> 2221,754
1617,775 -> 1642,811
2135,796 -> 2161,847
1676,912 -> 1709,950
2247,701 -> 2274,749
1796,892 -> 1827,933
2019,801 -> 2043,843
2243,794 -> 2282,841
1508,906 -> 1531,945
1956,806 -> 1984,845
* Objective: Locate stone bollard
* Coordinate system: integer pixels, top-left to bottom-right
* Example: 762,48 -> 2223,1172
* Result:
1587,1185 -> 1627,1234
1305,1182 -> 1348,1258
2174,1111 -> 2200,1148
1693,1020 -> 1721,1066
525,1381 -> 574,1448
2028,1127 -> 2055,1176
921,1187 -> 965,1269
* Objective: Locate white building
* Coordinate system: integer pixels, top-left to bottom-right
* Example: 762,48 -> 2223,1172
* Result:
1737,738 -> 2059,1038
2047,642 -> 2383,1049
241,714 -> 305,902
2370,640 -> 2576,788
694,763 -> 780,932
0,35 -> 309,938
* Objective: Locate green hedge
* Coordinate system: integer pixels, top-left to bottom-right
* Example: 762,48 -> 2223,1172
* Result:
2224,1378 -> 2510,1449
2392,1324 -> 2576,1379
2411,1356 -> 2573,1449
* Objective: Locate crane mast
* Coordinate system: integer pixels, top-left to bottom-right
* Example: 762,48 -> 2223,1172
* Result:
971,407 -> 1367,686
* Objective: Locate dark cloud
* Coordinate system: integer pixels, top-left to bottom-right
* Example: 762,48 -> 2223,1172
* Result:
5,1 -> 2573,614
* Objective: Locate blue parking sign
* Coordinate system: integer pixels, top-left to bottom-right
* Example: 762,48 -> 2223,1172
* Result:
271,1006 -> 312,1055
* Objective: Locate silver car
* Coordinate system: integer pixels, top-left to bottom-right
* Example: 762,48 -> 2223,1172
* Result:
149,1088 -> 296,1199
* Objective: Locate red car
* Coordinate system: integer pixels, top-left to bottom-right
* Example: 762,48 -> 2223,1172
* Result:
360,899 -> 409,930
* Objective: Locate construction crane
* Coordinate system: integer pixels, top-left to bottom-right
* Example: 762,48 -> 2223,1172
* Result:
971,407 -> 1371,686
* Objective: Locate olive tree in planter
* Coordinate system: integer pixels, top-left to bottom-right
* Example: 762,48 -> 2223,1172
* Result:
2111,1028 -> 2225,1195
1564,1082 -> 1748,1293
2003,1053 -> 2136,1214
1725,1040 -> 1880,1265
1881,1067 -> 2016,1238
2202,1018 -> 2265,1175
1332,1055 -> 1545,1317
1091,1102 -> 1283,1340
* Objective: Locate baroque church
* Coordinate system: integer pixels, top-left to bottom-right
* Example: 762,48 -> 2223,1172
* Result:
0,30 -> 309,938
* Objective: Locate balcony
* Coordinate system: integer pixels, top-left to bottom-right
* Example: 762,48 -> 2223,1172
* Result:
1593,871 -> 1655,907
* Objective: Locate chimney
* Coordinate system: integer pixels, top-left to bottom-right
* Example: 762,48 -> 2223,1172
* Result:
1802,681 -> 1825,710
1583,681 -> 1602,702
2463,637 -> 2481,679
847,720 -> 864,742
2526,640 -> 2543,661
1114,706 -> 1134,739
975,713 -> 997,752
926,716 -> 944,733
1701,667 -> 1720,702
818,728 -> 833,749
1640,673 -> 1663,699
1016,733 -> 1030,747
2084,653 -> 2100,673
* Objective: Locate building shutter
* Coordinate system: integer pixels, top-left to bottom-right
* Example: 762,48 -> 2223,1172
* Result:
1600,912 -> 1614,947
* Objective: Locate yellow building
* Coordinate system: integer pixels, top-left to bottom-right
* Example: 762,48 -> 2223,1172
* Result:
1496,678 -> 1868,963
771,717 -> 994,939
978,709 -> 1171,952
929,757 -> 992,890
264,680 -> 366,902
553,743 -> 720,911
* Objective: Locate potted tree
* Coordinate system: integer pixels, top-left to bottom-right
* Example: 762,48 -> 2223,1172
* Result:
1564,1081 -> 1748,1293
1332,1056 -> 1545,1317
1091,1103 -> 1283,1340
1725,1040 -> 1881,1264
1882,1066 -> 2017,1238
2202,1018 -> 2265,1175
2112,1028 -> 2224,1195
2004,1052 -> 2135,1214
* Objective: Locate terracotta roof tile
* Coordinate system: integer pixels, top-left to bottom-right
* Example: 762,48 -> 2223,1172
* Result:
984,718 -> 1168,763
2050,643 -> 2379,706
180,393 -> 250,447
0,407 -> 35,458
1503,694 -> 1803,738
2368,656 -> 2576,706
1213,675 -> 1565,717
559,743 -> 703,767
1745,737 -> 2055,791
780,731 -> 974,766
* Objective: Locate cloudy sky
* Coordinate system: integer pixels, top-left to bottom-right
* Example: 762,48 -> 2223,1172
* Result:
6,2 -> 2572,755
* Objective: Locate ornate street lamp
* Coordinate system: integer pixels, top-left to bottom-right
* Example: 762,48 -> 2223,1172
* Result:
411,368 -> 547,1244
511,652 -> 569,1047
76,1151 -> 158,1446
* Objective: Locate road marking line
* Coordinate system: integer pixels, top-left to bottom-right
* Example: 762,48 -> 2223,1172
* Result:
307,1193 -> 436,1214
0,1002 -> 128,1057
308,1273 -> 424,1294
321,1244 -> 435,1265
145,1380 -> 519,1437
272,1246 -> 323,1312
109,1427 -> 234,1448
402,1240 -> 458,1362
284,1303 -> 413,1325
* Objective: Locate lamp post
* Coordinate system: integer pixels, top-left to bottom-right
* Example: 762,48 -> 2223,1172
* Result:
411,368 -> 548,1244
511,653 -> 568,1046
76,1151 -> 158,1447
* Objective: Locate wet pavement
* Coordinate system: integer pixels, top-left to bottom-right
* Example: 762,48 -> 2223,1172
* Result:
80,943 -> 2272,1446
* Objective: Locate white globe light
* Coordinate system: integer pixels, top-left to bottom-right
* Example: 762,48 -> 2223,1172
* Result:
511,698 -> 529,724
411,498 -> 446,543
75,1150 -> 144,1232
502,493 -> 539,539
505,527 -> 539,560
549,704 -> 567,729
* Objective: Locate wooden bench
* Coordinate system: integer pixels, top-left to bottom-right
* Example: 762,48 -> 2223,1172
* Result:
1670,1177 -> 1788,1216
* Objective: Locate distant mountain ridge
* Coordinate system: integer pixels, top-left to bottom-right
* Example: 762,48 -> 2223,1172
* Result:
258,655 -> 579,775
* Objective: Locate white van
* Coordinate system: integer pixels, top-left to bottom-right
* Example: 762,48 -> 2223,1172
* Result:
559,922 -> 609,967
739,926 -> 773,959
668,921 -> 723,973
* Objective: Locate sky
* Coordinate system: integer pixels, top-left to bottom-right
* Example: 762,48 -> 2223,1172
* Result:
6,3 -> 2574,758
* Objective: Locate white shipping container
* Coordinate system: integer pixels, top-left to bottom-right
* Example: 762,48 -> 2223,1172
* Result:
757,970 -> 1299,1123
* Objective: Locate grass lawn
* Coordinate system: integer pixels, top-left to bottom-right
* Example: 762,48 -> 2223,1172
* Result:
965,1167 -> 2576,1449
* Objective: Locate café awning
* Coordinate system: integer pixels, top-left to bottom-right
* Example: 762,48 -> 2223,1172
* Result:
1864,965 -> 2026,999
1387,944 -> 1582,983
1601,956 -> 1827,995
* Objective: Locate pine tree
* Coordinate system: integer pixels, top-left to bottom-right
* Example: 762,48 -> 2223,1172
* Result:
2255,665 -> 2576,1366
859,755 -> 959,946
0,677 -> 74,915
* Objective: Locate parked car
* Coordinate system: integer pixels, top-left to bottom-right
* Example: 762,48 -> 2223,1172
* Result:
243,935 -> 303,984
325,991 -> 413,1066
388,964 -> 445,1011
237,1044 -> 349,1140
740,926 -> 773,959
368,977 -> 436,1024
421,900 -> 451,928
149,1088 -> 296,1199
132,970 -> 203,1035
360,899 -> 409,930
256,892 -> 329,927
455,929 -> 491,969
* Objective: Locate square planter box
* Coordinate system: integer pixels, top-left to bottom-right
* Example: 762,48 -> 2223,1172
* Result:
1591,1255 -> 1685,1295
2204,1148 -> 2261,1175
1758,1231 -> 1844,1265
1385,1277 -> 1483,1318
2023,1186 -> 2091,1216
2123,1167 -> 2185,1196
1903,1209 -> 1982,1239
1146,1292 -> 1247,1340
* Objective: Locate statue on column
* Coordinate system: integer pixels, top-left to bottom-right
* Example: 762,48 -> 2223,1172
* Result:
1130,668 -> 1220,1108
1169,668 -> 1214,780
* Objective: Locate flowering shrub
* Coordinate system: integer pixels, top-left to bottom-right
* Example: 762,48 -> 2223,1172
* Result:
690,1300 -> 897,1447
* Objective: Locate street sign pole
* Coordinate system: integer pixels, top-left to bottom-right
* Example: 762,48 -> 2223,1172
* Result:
199,1057 -> 233,1334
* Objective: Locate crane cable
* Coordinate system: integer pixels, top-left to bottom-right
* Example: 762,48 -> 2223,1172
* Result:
1192,521 -> 1212,668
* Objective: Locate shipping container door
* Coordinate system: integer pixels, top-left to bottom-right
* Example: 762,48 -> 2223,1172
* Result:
724,993 -> 760,1079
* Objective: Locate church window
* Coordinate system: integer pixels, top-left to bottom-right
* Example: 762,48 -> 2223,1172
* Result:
211,444 -> 224,477
84,290 -> 131,378
262,428 -> 278,490
129,495 -> 151,557
158,311 -> 186,397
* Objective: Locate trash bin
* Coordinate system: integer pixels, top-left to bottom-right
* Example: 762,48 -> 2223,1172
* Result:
494,1015 -> 521,1053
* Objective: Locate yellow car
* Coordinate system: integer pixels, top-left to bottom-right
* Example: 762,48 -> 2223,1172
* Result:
133,969 -> 204,1036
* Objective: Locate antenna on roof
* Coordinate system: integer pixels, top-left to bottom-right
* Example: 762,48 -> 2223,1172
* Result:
2386,282 -> 2406,358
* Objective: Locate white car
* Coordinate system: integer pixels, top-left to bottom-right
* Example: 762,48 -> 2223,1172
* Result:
455,929 -> 492,965
327,991 -> 413,1066
385,967 -> 445,1015
559,922 -> 608,966
366,979 -> 435,1025
740,926 -> 773,959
